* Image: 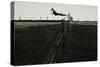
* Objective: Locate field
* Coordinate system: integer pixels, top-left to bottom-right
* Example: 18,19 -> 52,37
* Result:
14,21 -> 97,65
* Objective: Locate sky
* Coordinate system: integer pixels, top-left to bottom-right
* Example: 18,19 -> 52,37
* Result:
14,1 -> 97,21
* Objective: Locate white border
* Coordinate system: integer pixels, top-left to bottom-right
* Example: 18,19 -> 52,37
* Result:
0,0 -> 99,67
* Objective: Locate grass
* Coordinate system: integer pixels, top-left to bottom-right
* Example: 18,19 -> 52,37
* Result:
14,22 -> 97,65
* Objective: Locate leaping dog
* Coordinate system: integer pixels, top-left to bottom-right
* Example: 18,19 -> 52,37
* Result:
51,8 -> 66,16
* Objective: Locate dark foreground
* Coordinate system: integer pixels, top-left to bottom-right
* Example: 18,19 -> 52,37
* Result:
14,22 -> 97,65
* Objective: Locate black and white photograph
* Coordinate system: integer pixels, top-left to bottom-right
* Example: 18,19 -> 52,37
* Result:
11,1 -> 97,66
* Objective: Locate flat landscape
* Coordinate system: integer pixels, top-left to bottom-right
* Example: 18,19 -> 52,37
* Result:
14,21 -> 97,65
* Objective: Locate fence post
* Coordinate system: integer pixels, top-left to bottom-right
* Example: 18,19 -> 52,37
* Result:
66,13 -> 71,46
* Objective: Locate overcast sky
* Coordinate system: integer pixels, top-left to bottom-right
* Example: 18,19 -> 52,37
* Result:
14,1 -> 97,21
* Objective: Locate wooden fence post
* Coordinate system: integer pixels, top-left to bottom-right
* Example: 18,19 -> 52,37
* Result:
66,13 -> 71,46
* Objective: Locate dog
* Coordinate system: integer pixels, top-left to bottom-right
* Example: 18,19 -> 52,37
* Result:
51,8 -> 66,16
